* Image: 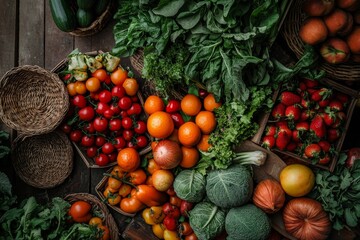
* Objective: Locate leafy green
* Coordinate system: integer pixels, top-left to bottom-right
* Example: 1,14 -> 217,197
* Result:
173,170 -> 206,203
189,201 -> 226,240
206,165 -> 253,208
0,172 -> 16,213
0,131 -> 10,160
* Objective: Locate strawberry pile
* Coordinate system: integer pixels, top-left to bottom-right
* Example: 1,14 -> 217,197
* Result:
261,78 -> 350,165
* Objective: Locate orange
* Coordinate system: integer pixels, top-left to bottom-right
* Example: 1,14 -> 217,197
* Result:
195,111 -> 217,134
85,77 -> 100,92
204,93 -> 222,111
111,68 -> 127,85
181,94 -> 202,116
144,95 -> 165,115
197,134 -> 212,152
279,164 -> 315,197
180,146 -> 199,168
147,111 -> 174,139
117,148 -> 140,172
178,122 -> 201,147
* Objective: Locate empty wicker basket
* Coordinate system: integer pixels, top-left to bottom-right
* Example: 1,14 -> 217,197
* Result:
12,130 -> 73,189
0,65 -> 69,137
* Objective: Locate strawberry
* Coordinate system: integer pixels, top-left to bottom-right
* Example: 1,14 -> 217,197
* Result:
329,100 -> 343,112
311,88 -> 332,102
318,98 -> 330,108
292,130 -> 301,142
300,109 -> 315,121
307,88 -> 317,95
301,98 -> 311,109
286,142 -> 297,152
278,125 -> 292,136
322,112 -> 336,126
279,92 -> 301,106
296,122 -> 309,131
285,105 -> 301,120
304,143 -> 321,158
275,131 -> 290,150
327,128 -> 341,142
271,103 -> 286,119
262,136 -> 275,149
310,115 -> 326,139
318,140 -> 331,152
319,154 -> 331,165
264,125 -> 277,136
302,78 -> 319,88
298,82 -> 307,91
335,92 -> 349,104
331,112 -> 346,128
276,120 -> 288,127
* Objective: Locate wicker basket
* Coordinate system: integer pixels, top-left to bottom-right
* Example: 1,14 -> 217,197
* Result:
69,0 -> 115,37
0,65 -> 69,137
281,0 -> 360,81
12,130 -> 73,188
64,193 -> 120,240
130,49 -> 144,76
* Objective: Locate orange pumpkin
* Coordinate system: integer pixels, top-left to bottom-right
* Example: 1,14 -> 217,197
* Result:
252,179 -> 285,214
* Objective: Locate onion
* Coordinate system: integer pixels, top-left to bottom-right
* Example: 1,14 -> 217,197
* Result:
346,148 -> 360,168
153,140 -> 182,169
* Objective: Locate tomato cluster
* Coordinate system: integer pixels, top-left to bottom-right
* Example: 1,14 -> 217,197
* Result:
60,65 -> 149,167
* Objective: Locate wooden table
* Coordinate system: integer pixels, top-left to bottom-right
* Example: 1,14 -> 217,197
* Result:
1,1 -> 360,239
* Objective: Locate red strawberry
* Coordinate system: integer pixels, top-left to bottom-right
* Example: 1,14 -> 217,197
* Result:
332,112 -> 346,128
276,121 -> 288,127
279,92 -> 301,106
327,128 -> 341,142
318,140 -> 331,152
262,136 -> 275,149
278,125 -> 292,136
301,98 -> 311,109
329,100 -> 343,112
307,88 -> 317,95
296,122 -> 309,131
276,131 -> 290,150
302,78 -> 319,88
319,154 -> 331,165
310,115 -> 326,139
286,142 -> 297,152
322,112 -> 336,126
292,130 -> 301,142
298,82 -> 307,91
271,103 -> 286,119
264,125 -> 277,136
300,109 -> 315,121
304,143 -> 321,158
311,88 -> 332,102
335,92 -> 349,104
285,105 -> 301,120
318,98 -> 330,108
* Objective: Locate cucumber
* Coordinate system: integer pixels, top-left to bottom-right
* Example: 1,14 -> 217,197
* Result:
76,9 -> 94,28
49,0 -> 77,32
76,0 -> 97,10
95,0 -> 110,16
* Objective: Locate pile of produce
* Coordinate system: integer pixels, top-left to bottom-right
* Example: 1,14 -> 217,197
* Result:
59,51 -> 150,167
299,0 -> 360,64
261,77 -> 352,166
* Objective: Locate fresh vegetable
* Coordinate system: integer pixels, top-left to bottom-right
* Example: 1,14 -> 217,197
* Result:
76,9 -> 94,28
152,169 -> 174,192
282,198 -> 331,240
252,179 -> 285,214
76,0 -> 96,10
153,140 -> 182,169
299,18 -> 328,45
303,0 -> 335,16
320,38 -> 351,64
173,170 -> 206,203
0,171 -> 16,213
324,9 -> 349,36
135,185 -> 168,207
189,202 -> 225,240
69,200 -> 92,223
225,204 -> 271,240
0,131 -> 10,162
206,165 -> 253,208
280,164 -> 315,197
49,0 -> 77,32
94,0 -> 110,16
347,27 -> 360,54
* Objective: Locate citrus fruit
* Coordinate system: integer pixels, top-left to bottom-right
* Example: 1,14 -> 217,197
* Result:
197,134 -> 212,152
204,93 -> 222,111
181,94 -> 202,116
180,146 -> 199,168
147,111 -> 174,139
144,95 -> 165,115
195,111 -> 217,134
117,147 -> 140,172
178,122 -> 201,147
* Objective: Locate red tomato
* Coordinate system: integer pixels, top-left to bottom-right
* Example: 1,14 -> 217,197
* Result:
70,130 -> 83,142
81,135 -> 95,147
83,122 -> 95,134
170,196 -> 182,208
113,136 -> 126,149
170,113 -> 185,128
60,123 -> 72,134
166,100 -> 181,113
166,187 -> 176,196
119,110 -> 128,118
95,136 -> 106,147
103,109 -> 115,119
102,142 -> 115,154
179,222 -> 193,236
96,102 -> 110,115
198,88 -> 208,98
129,169 -> 147,185
86,147 -> 98,158
110,103 -> 121,115
72,95 -> 87,108
111,85 -> 126,98
94,117 -> 108,132
78,106 -> 95,121
69,201 -> 92,220
120,197 -> 145,214
162,203 -> 181,219
99,90 -> 112,103
109,119 -> 122,131
180,200 -> 194,217
108,152 -> 117,162
95,153 -> 109,166
134,121 -> 147,134
136,135 -> 148,148
127,141 -> 139,150
127,103 -> 142,116
122,117 -> 133,129
122,129 -> 134,141
163,216 -> 177,231
118,97 -> 132,110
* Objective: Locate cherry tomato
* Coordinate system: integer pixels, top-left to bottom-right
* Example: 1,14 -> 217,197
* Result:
108,193 -> 121,205
88,216 -> 103,226
120,197 -> 145,214
81,135 -> 95,147
149,206 -> 166,224
180,200 -> 194,217
113,136 -> 126,149
102,142 -> 115,154
170,113 -> 185,128
166,100 -> 181,113
99,90 -> 112,103
163,216 -> 177,231
134,120 -> 147,134
86,147 -> 98,158
198,88 -> 208,98
179,222 -> 193,236
109,103 -> 120,115
136,135 -> 148,148
60,123 -> 72,134
118,96 -> 132,110
86,77 -> 101,92
166,187 -> 176,196
92,69 -> 108,82
62,73 -> 72,81
142,208 -> 156,225
163,203 -> 181,219
69,201 -> 91,220
118,184 -> 132,197
108,152 -> 117,162
93,117 -> 108,132
123,78 -> 139,96
127,141 -> 139,149
111,85 -> 126,99
170,196 -> 182,208
95,153 -> 109,166
96,102 -> 110,115
99,225 -> 110,240
103,109 -> 115,119
109,119 -> 122,131
111,68 -> 128,86
67,83 -> 77,96
127,103 -> 142,116
129,169 -> 147,185
74,81 -> 87,95
123,130 -> 134,141
78,106 -> 95,121
70,130 -> 83,142
72,95 -> 87,108
95,136 -> 106,147
108,177 -> 122,190
185,233 -> 198,240
83,122 -> 95,134
122,117 -> 133,129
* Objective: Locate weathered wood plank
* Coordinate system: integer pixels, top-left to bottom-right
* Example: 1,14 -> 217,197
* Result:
0,1 -> 17,76
18,1 -> 45,66
44,1 -> 74,70
90,19 -> 116,52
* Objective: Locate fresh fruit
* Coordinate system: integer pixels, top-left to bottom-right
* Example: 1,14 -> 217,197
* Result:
203,93 -> 222,111
347,27 -> 360,54
279,92 -> 301,106
299,17 -> 328,45
279,164 -> 315,197
152,170 -> 175,192
311,88 -> 332,102
336,0 -> 360,11
181,94 -> 202,116
310,115 -> 326,138
144,95 -> 165,115
178,122 -> 201,147
180,146 -> 199,168
320,38 -> 350,64
271,103 -> 286,119
262,135 -> 275,149
304,143 -> 322,158
195,111 -> 217,134
147,111 -> 174,139
196,134 -> 212,152
303,0 -> 335,16
285,105 -> 301,120
117,148 -> 140,172
323,9 -> 349,36
275,131 -> 290,151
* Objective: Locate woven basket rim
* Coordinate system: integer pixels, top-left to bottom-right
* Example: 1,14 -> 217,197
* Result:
12,130 -> 73,189
69,0 -> 115,37
281,0 -> 360,81
64,193 -> 120,240
0,65 -> 69,137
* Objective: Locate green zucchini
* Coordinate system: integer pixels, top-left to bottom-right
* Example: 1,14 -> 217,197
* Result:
95,0 -> 110,16
49,0 -> 77,32
76,9 -> 94,28
76,0 -> 97,10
